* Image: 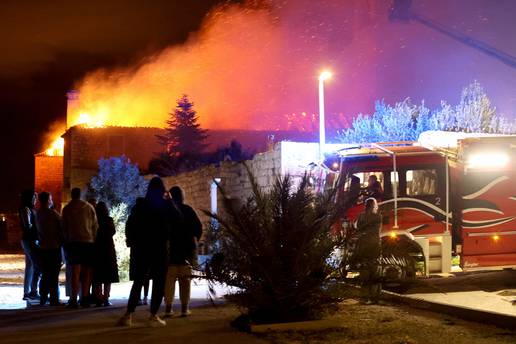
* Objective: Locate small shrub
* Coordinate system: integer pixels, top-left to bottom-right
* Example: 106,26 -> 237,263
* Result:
87,156 -> 147,281
204,167 -> 346,324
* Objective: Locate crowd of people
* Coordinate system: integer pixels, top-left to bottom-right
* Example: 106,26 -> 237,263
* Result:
18,176 -> 202,327
19,188 -> 120,307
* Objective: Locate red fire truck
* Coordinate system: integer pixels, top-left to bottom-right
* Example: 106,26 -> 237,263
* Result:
325,131 -> 516,274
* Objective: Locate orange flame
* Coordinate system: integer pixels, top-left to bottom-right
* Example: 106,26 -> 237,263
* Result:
45,137 -> 64,156
76,113 -> 105,128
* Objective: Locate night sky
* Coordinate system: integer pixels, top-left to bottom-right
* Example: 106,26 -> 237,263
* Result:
1,0 -> 515,211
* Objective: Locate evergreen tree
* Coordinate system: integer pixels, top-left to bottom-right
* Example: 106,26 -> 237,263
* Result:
157,95 -> 208,157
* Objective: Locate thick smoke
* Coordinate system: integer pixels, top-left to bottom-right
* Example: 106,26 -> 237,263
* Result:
71,0 -> 516,132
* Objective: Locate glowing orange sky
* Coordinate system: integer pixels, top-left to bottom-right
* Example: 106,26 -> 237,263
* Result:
68,0 -> 516,132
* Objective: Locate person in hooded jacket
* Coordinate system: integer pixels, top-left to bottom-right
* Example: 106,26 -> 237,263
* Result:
118,177 -> 181,327
164,186 -> 202,318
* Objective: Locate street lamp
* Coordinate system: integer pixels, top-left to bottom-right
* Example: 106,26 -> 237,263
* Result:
318,70 -> 332,159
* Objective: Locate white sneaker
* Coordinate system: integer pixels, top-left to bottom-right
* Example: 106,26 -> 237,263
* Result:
116,313 -> 132,327
149,315 -> 166,327
164,310 -> 174,318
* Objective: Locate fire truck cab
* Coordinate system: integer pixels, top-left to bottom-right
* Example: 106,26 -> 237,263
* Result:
326,131 -> 516,275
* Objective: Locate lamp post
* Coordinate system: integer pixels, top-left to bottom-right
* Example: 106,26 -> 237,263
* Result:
318,70 -> 332,159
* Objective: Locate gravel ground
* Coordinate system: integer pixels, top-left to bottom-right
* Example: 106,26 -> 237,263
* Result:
259,300 -> 516,344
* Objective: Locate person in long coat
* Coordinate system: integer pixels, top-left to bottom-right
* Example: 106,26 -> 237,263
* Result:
92,202 -> 119,306
118,177 -> 180,327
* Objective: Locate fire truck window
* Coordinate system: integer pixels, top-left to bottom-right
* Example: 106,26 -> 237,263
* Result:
343,172 -> 385,202
406,169 -> 437,196
351,172 -> 384,189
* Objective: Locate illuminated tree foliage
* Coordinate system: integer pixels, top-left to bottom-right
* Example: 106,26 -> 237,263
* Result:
87,156 -> 148,280
338,81 -> 516,143
87,156 -> 148,209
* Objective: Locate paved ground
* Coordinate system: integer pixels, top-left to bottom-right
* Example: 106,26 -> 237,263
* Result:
2,253 -> 515,317
395,270 -> 516,318
0,301 -> 267,344
0,254 -> 230,309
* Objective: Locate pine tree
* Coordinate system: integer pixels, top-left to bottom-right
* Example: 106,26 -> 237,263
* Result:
157,95 -> 209,157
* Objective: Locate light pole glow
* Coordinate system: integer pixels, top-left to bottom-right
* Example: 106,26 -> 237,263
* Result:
318,70 -> 332,159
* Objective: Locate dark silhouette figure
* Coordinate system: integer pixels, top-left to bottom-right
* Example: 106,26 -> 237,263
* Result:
356,197 -> 382,304
37,192 -> 63,306
92,202 -> 119,307
164,186 -> 202,317
19,189 -> 41,300
366,175 -> 384,200
347,175 -> 361,207
119,177 -> 180,327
